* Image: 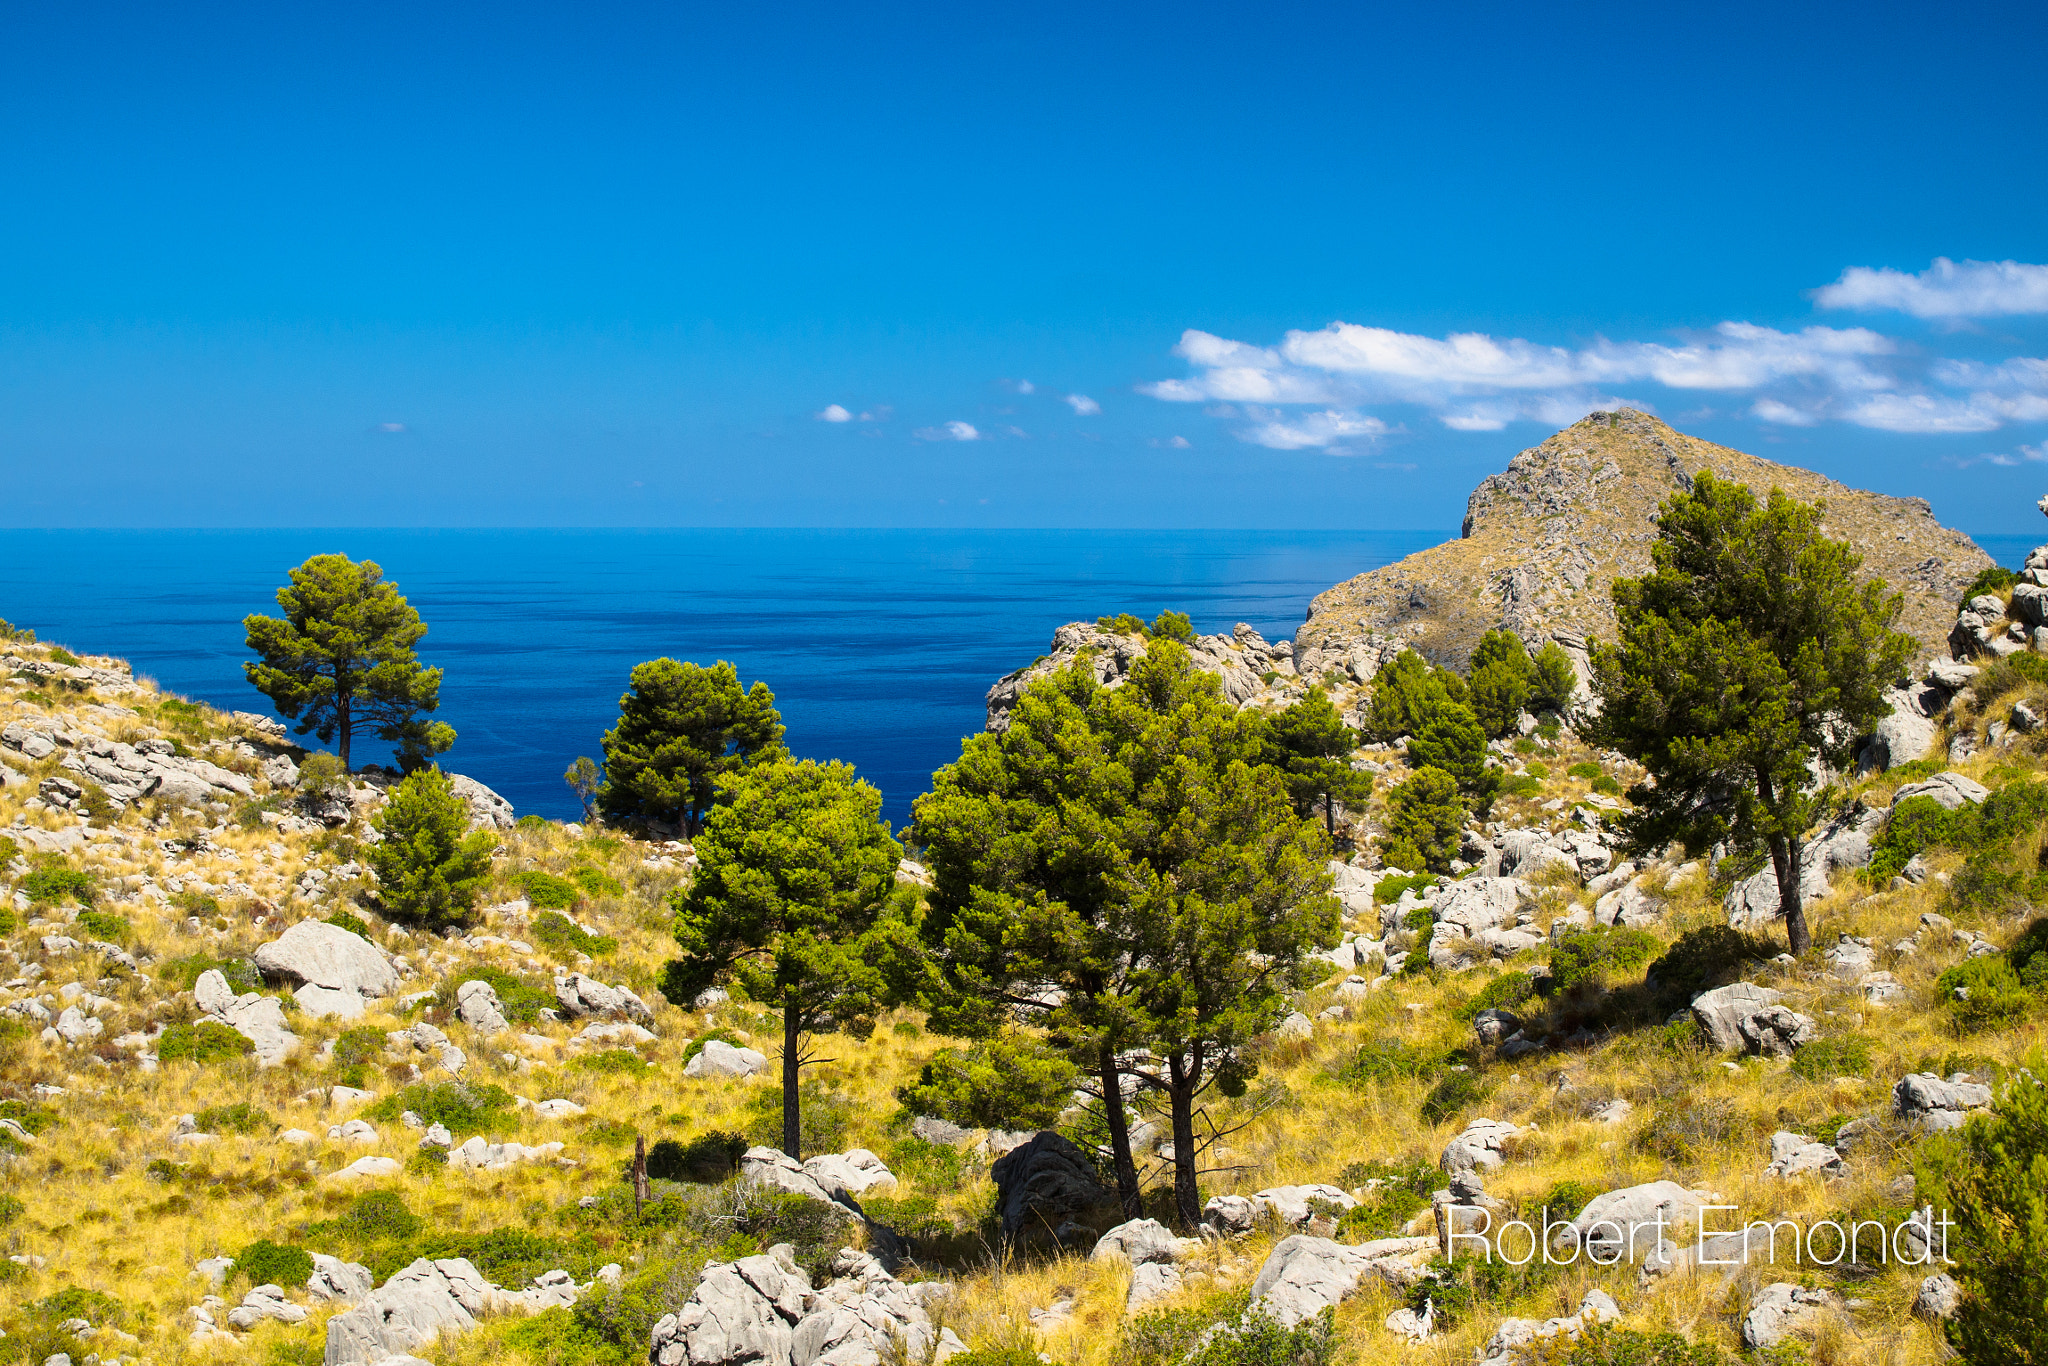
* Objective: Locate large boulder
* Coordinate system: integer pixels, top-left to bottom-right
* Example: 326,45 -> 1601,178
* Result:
1691,982 -> 1785,1053
445,773 -> 516,830
324,1257 -> 495,1364
455,980 -> 509,1034
1246,1235 -> 1433,1329
1426,922 -> 1486,973
253,920 -> 396,1019
801,1150 -> 898,1199
1894,1073 -> 1993,1132
684,1040 -> 769,1079
1893,771 -> 1990,811
1433,878 -> 1529,935
1091,1218 -> 1185,1265
990,1131 -> 1113,1242
1442,1118 -> 1522,1176
648,1246 -> 812,1366
1741,1283 -> 1841,1350
307,1254 -> 375,1303
554,973 -> 655,1023
739,1148 -> 860,1218
788,1249 -> 966,1366
1739,1006 -> 1819,1058
196,981 -> 300,1067
1859,686 -> 1942,773
1555,1181 -> 1721,1259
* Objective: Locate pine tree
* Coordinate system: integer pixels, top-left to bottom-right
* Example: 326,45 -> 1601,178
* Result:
1406,696 -> 1498,811
366,769 -> 499,927
1467,629 -> 1534,737
664,757 -> 915,1159
1589,473 -> 1915,953
1260,687 -> 1374,838
243,554 -> 453,771
1529,641 -> 1579,714
1380,766 -> 1465,873
597,659 -> 786,836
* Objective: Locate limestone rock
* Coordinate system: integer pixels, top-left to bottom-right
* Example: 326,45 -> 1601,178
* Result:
1892,772 -> 1990,811
1433,877 -> 1529,935
1741,1283 -> 1840,1350
455,980 -> 510,1034
787,1249 -> 966,1365
1244,1235 -> 1431,1329
1690,982 -> 1782,1053
990,1131 -> 1112,1241
324,1257 -> 492,1364
1126,1261 -> 1183,1313
1091,1218 -> 1185,1265
1914,1272 -> 1962,1320
1556,1181 -> 1721,1259
1738,1005 -> 1819,1058
647,1246 -> 811,1366
801,1150 -> 898,1199
1473,1009 -> 1522,1047
228,1283 -> 309,1328
253,920 -> 396,1016
447,1137 -> 564,1171
445,772 -> 516,831
1894,1072 -> 1993,1131
553,973 -> 654,1023
1476,1290 -> 1623,1366
684,1039 -> 768,1079
740,1147 -> 859,1214
307,1254 -> 375,1302
1442,1118 -> 1521,1176
1765,1131 -> 1845,1179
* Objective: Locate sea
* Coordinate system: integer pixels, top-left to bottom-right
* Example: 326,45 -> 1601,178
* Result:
0,529 -> 1458,828
6,528 -> 2033,829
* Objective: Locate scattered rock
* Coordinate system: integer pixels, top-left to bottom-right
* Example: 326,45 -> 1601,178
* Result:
1914,1272 -> 1962,1320
252,920 -> 398,1019
1092,1218 -> 1187,1266
554,973 -> 654,1023
683,1039 -> 768,1079
1764,1131 -> 1845,1179
1894,1072 -> 1993,1131
1741,1282 -> 1841,1350
1442,1118 -> 1521,1176
801,1149 -> 898,1199
455,980 -> 510,1034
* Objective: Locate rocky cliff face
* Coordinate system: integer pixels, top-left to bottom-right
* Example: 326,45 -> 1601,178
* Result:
987,411 -> 1992,731
1296,409 -> 1989,681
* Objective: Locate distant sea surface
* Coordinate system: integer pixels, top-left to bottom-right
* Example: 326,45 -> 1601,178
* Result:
0,530 -> 1456,827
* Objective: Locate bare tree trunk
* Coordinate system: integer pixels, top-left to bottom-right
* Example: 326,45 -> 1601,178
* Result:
1098,1043 -> 1141,1219
633,1134 -> 649,1215
1776,832 -> 1811,955
782,1002 -> 802,1160
1166,1052 -> 1202,1230
338,696 -> 352,771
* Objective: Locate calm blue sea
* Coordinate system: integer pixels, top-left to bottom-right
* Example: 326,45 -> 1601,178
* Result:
0,530 -> 1451,827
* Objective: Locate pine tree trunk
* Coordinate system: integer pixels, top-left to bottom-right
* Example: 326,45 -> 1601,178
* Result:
1777,832 -> 1811,955
338,696 -> 352,771
1167,1054 -> 1201,1230
782,1002 -> 802,1160
1098,1045 -> 1141,1219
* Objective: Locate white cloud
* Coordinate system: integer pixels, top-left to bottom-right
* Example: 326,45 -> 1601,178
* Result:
1064,393 -> 1101,415
1837,393 -> 2003,434
1017,380 -> 1034,394
914,420 -> 981,442
375,421 -> 407,434
1815,257 -> 2048,318
817,404 -> 852,422
1236,408 -> 1388,451
1148,435 -> 1193,449
1751,398 -> 1823,427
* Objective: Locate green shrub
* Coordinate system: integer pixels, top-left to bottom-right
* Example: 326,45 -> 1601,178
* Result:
368,768 -> 499,927
1591,774 -> 1622,796
1970,651 -> 2048,704
157,1020 -> 255,1064
74,909 -> 130,942
1497,773 -> 1542,799
366,1081 -> 515,1137
950,1341 -> 1053,1366
171,890 -> 224,918
1547,926 -> 1660,993
644,1131 -> 747,1183
159,953 -> 260,991
1457,971 -> 1535,1020
571,866 -> 625,898
234,795 -> 283,829
196,1102 -> 271,1135
1524,1327 -> 1737,1364
531,910 -> 617,958
1960,565 -> 2019,606
0,907 -> 17,936
0,1102 -> 58,1137
1380,766 -> 1466,873
235,1239 -> 314,1288
895,1035 -> 1079,1131
458,967 -> 555,1023
1523,761 -> 1549,780
1184,1307 -> 1334,1366
885,1135 -> 968,1188
1335,1157 -> 1436,1238
1873,794 -> 1979,879
1373,872 -> 1436,904
45,647 -> 80,667
1337,1038 -> 1439,1086
1124,1288 -> 1256,1366
733,1189 -> 852,1282
679,1029 -> 743,1067
1928,1069 -> 2048,1362
309,1190 -> 422,1243
1420,1069 -> 1492,1124
522,871 -> 580,909
22,867 -> 92,906
1645,926 -> 1780,1002
863,1193 -> 948,1237
1566,761 -> 1602,780
1790,1035 -> 1873,1082
1524,1179 -> 1597,1223
0,1196 -> 20,1226
324,909 -> 371,938
26,1286 -> 122,1326
575,1049 -> 649,1076
1937,956 -> 2032,1030
296,752 -> 349,798
0,835 -> 17,867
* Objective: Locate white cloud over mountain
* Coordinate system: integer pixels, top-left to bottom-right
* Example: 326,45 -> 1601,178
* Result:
1140,261 -> 2048,449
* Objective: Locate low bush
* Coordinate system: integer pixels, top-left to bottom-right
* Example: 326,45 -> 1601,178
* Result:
1124,1288 -> 1255,1366
366,1081 -> 515,1137
459,967 -> 556,1023
1790,1034 -> 1873,1082
1645,926 -> 1780,1002
1420,1069 -> 1493,1124
885,1135 -> 967,1188
1959,565 -> 2019,605
157,1021 -> 255,1064
575,1049 -> 650,1076
324,909 -> 371,938
644,1131 -> 747,1183
0,1102 -> 58,1137
1937,956 -> 2032,1030
1523,761 -> 1549,780
863,1193 -> 948,1237
22,867 -> 92,906
572,866 -> 625,897
159,954 -> 259,992
236,1239 -> 314,1288
170,890 -> 224,918
196,1102 -> 271,1135
74,910 -> 129,942
1642,1099 -> 1739,1165
532,910 -> 618,958
296,752 -> 349,797
1373,872 -> 1436,904
26,1286 -> 122,1326
1547,926 -> 1660,994
1456,970 -> 1535,1021
1566,761 -> 1602,780
521,871 -> 581,909
1336,1038 -> 1441,1086
1524,1328 -> 1737,1364
1335,1157 -> 1436,1238
1591,775 -> 1622,796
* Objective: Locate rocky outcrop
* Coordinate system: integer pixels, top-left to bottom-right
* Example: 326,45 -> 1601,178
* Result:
553,973 -> 654,1023
685,1039 -> 769,1078
1764,1131 -> 1845,1180
1297,410 -> 1985,674
445,772 -> 515,830
989,1131 -> 1114,1242
324,1257 -> 495,1364
195,969 -> 299,1066
1476,1290 -> 1621,1366
254,920 -> 397,1018
1894,1072 -> 1993,1132
647,1246 -> 965,1366
984,621 -> 1277,731
5,724 -> 256,810
1245,1234 -> 1433,1329
1691,982 -> 1815,1057
1555,1181 -> 1721,1259
455,980 -> 509,1033
1741,1283 -> 1842,1350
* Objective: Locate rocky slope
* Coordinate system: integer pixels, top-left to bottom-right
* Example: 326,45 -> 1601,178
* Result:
1297,408 -> 1989,678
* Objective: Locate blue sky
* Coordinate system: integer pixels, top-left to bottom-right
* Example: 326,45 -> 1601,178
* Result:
4,1 -> 2046,530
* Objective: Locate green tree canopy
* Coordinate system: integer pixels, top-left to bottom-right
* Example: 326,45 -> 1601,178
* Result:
1937,1072 -> 2048,1363
913,639 -> 1336,1226
1405,696 -> 1497,811
243,554 -> 453,771
1529,641 -> 1579,714
1362,649 -> 1468,742
562,757 -> 602,823
1467,629 -> 1534,737
1588,472 -> 1915,953
366,768 -> 499,927
1258,688 -> 1373,838
1379,766 -> 1464,873
895,1035 -> 1081,1131
664,757 -> 914,1159
597,659 -> 786,836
